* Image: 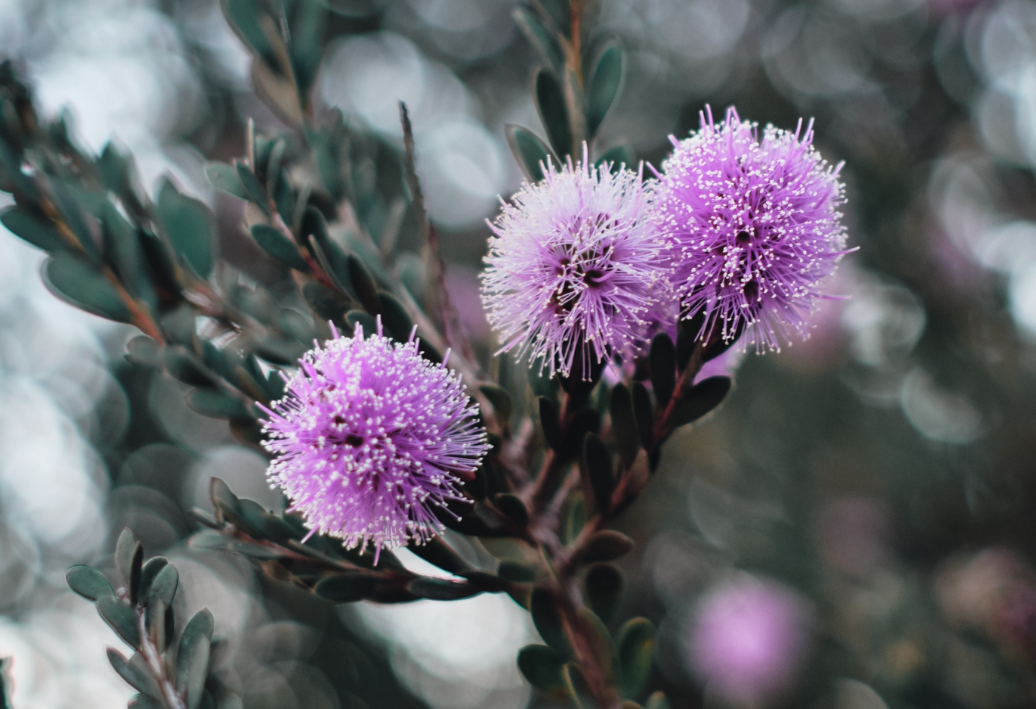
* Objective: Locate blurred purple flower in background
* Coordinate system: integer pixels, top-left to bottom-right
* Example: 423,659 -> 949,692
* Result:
480,147 -> 668,377
655,107 -> 850,352
686,575 -> 812,705
262,323 -> 490,560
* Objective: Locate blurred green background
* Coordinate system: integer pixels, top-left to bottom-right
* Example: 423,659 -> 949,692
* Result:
3,0 -> 1036,708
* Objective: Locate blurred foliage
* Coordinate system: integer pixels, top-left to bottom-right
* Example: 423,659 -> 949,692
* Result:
1,0 -> 1036,709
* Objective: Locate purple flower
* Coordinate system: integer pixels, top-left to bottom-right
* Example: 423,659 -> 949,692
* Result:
480,146 -> 669,378
655,107 -> 850,352
687,576 -> 812,704
261,322 -> 490,561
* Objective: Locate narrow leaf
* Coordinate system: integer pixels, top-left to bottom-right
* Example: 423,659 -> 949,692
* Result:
609,384 -> 639,469
205,161 -> 247,199
587,41 -> 625,136
581,434 -> 614,515
156,180 -> 215,278
535,68 -> 573,157
517,644 -> 566,694
66,565 -> 112,601
585,563 -> 624,624
251,224 -> 308,270
649,333 -> 676,408
581,530 -> 634,564
617,618 -> 656,699
530,588 -> 571,656
1,207 -> 66,251
43,253 -> 132,323
668,376 -> 731,429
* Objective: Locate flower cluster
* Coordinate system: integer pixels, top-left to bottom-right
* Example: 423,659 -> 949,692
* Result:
480,147 -> 668,378
262,322 -> 490,561
482,107 -> 849,375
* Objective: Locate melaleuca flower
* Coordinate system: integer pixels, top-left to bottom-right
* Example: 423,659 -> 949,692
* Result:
480,146 -> 668,378
261,321 -> 490,561
655,106 -> 850,351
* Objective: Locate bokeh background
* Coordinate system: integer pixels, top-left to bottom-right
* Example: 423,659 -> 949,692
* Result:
3,0 -> 1036,707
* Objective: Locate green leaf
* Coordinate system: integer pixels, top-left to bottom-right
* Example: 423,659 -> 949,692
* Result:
205,161 -> 247,199
98,143 -> 138,198
346,310 -> 377,336
517,644 -> 566,694
1,207 -> 66,251
407,577 -> 481,601
186,389 -> 250,419
176,610 -> 213,709
539,397 -> 562,451
668,376 -> 731,429
585,563 -> 624,624
534,68 -> 572,157
313,573 -> 378,603
235,162 -> 269,214
493,493 -> 530,526
100,203 -> 149,303
156,179 -> 215,278
528,362 -> 557,401
609,384 -> 639,469
289,0 -> 325,98
581,434 -> 614,514
49,181 -> 100,262
163,348 -> 215,388
115,528 -> 142,598
302,282 -> 350,326
596,144 -> 635,173
513,6 -> 564,71
617,618 -> 656,699
530,588 -> 571,656
377,292 -> 413,342
587,40 -> 625,136
675,311 -> 706,371
147,564 -> 179,609
137,557 -> 169,602
407,537 -> 475,577
346,253 -> 381,314
649,333 -> 676,408
536,0 -> 570,34
209,477 -> 241,524
107,649 -> 160,699
561,663 -> 585,709
581,530 -> 633,564
66,565 -> 112,601
505,125 -> 555,184
42,253 -> 132,322
631,383 -> 653,450
221,0 -> 279,69
578,607 -> 617,682
479,384 -> 513,425
497,561 -> 538,583
251,224 -> 308,270
97,594 -> 141,648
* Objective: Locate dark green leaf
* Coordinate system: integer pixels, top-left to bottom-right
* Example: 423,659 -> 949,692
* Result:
346,254 -> 381,314
251,224 -> 308,270
137,557 -> 168,603
313,573 -> 378,602
66,565 -> 112,601
479,384 -> 513,425
235,162 -> 269,214
497,561 -> 538,583
221,0 -> 279,69
107,649 -> 160,699
176,609 -> 213,709
505,125 -> 555,184
595,144 -> 635,172
408,537 -> 475,577
587,41 -> 625,136
585,563 -> 624,624
302,282 -> 350,325
49,181 -> 99,262
147,564 -> 179,609
1,207 -> 66,251
377,292 -> 413,341
561,663 -> 585,709
675,311 -> 706,371
609,384 -> 639,469
513,7 -> 564,71
290,0 -> 325,97
578,607 -> 617,682
97,594 -> 140,648
100,203 -> 150,304
205,161 -> 247,199
493,493 -> 529,526
668,376 -> 731,429
536,0 -> 570,33
534,68 -> 572,157
128,694 -> 162,709
346,310 -> 377,336
560,408 -> 601,460
581,434 -> 614,514
156,180 -> 215,278
617,617 -> 656,700
186,389 -> 250,419
631,383 -> 653,450
407,577 -> 481,601
209,477 -> 241,524
704,319 -> 745,362
125,336 -> 160,367
539,397 -> 562,451
580,530 -> 634,564
42,253 -> 132,323
649,333 -> 676,408
163,348 -> 215,388
528,362 -> 557,401
531,588 -> 570,656
115,528 -> 139,593
517,644 -> 566,694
